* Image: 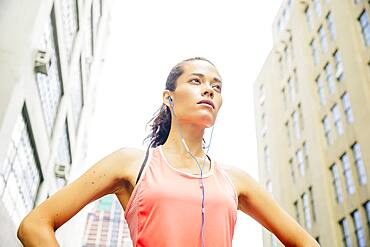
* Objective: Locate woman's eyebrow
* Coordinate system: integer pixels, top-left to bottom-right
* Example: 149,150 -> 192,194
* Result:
190,73 -> 223,84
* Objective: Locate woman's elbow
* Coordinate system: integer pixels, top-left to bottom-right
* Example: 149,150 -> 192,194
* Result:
17,217 -> 33,244
17,214 -> 57,246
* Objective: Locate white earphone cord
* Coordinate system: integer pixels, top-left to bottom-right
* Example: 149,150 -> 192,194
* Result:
169,98 -> 215,247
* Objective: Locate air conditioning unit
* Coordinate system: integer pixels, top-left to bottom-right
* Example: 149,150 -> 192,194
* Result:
35,49 -> 51,75
55,163 -> 70,179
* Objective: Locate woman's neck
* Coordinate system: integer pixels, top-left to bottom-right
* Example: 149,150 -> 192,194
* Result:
162,120 -> 206,158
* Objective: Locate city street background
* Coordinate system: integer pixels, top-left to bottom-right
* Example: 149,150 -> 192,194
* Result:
86,1 -> 282,246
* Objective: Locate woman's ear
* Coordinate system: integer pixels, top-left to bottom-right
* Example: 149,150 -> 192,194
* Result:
162,90 -> 172,107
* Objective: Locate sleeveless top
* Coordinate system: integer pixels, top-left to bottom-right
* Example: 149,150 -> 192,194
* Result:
124,145 -> 238,247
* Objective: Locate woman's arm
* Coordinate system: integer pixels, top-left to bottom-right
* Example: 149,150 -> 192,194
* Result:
225,166 -> 320,247
17,147 -> 139,247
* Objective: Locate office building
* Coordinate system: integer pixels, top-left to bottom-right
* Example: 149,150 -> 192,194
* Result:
254,1 -> 370,246
0,0 -> 112,245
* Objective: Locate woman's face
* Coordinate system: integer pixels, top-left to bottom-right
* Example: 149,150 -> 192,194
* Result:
165,60 -> 223,128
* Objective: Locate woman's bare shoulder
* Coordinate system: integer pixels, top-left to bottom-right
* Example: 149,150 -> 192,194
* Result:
219,163 -> 257,198
110,147 -> 147,180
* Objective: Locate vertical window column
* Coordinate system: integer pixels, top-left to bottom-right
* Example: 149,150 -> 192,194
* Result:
36,8 -> 63,137
331,104 -> 344,136
309,186 -> 316,222
330,163 -> 343,204
0,107 -> 42,226
351,143 -> 367,185
334,50 -> 344,81
296,148 -> 305,176
318,25 -> 328,53
264,146 -> 271,172
341,92 -> 354,124
293,111 -> 301,140
351,210 -> 366,247
339,218 -> 352,247
310,39 -> 319,65
322,115 -> 333,145
341,153 -> 356,195
302,192 -> 312,229
326,12 -> 336,40
358,10 -> 370,46
316,74 -> 326,106
305,6 -> 313,31
325,63 -> 335,94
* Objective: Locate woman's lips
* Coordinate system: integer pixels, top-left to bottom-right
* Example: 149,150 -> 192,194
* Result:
198,102 -> 214,109
197,100 -> 215,109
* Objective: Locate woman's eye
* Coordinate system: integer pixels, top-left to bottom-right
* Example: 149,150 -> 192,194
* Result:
213,85 -> 222,91
190,79 -> 200,84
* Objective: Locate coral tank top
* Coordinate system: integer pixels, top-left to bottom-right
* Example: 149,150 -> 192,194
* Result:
124,145 -> 238,247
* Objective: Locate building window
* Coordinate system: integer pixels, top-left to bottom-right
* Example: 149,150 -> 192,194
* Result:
266,180 -> 272,194
358,10 -> 370,46
333,50 -> 344,81
55,120 -> 72,188
305,6 -> 313,31
293,111 -> 301,140
0,106 -> 43,226
339,218 -> 352,247
316,74 -> 326,106
278,56 -> 283,74
308,186 -> 316,222
322,115 -> 333,145
310,39 -> 319,65
302,192 -> 312,229
259,84 -> 265,105
293,69 -> 298,92
318,25 -> 327,53
303,142 -> 309,168
290,158 -> 295,183
264,146 -> 271,172
261,112 -> 266,138
351,210 -> 366,247
363,201 -> 370,233
72,56 -> 84,131
351,142 -> 367,185
313,0 -> 322,17
325,63 -> 335,94
298,103 -> 304,131
294,200 -> 300,224
36,7 -> 63,137
341,153 -> 356,195
296,148 -> 305,176
284,46 -> 288,68
330,163 -> 343,204
288,77 -> 296,102
61,0 -> 79,63
326,12 -> 336,40
331,104 -> 344,136
85,3 -> 94,81
341,92 -> 354,124
285,121 -> 291,146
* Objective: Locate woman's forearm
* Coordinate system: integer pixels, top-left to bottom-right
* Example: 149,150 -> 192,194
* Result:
17,219 -> 60,247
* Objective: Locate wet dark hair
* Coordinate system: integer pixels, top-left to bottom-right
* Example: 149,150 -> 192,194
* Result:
143,57 -> 217,148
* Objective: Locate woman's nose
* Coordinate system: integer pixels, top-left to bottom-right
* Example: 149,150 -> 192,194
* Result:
202,84 -> 214,98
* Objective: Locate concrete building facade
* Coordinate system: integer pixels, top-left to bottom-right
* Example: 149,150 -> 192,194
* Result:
254,0 -> 370,246
0,0 -> 112,245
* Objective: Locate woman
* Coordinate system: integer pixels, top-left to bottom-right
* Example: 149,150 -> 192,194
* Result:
17,57 -> 320,246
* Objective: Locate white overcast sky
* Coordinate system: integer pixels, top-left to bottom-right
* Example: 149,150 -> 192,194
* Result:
87,0 -> 282,246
